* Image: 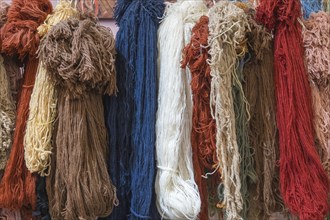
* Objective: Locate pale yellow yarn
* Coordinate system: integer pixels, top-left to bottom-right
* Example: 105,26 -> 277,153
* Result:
24,1 -> 79,176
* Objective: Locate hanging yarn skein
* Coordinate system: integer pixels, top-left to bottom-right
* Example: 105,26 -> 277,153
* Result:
0,0 -> 52,212
208,2 -> 249,219
39,16 -> 118,220
156,1 -> 207,219
103,0 -> 164,219
303,11 -> 330,178
102,0 -> 135,218
231,4 -> 258,219
181,15 -> 221,220
256,0 -> 330,219
243,10 -> 282,219
24,0 -> 79,177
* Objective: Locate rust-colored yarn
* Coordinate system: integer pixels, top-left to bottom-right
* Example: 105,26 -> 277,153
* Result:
39,17 -> 117,219
181,15 -> 221,220
257,0 -> 330,218
243,11 -> 283,219
0,58 -> 39,210
0,0 -> 52,214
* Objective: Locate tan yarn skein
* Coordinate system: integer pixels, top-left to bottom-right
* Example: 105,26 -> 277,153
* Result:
39,16 -> 117,220
208,2 -> 249,219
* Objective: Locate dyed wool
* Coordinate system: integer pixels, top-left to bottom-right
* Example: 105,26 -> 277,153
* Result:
181,16 -> 221,220
208,2 -> 249,219
303,12 -> 330,178
102,1 -> 135,218
233,49 -> 257,220
156,0 -> 207,219
0,55 -> 15,171
39,17 -> 117,220
0,0 -> 52,213
103,1 -> 164,219
24,0 -> 79,177
256,0 -> 330,219
243,11 -> 282,219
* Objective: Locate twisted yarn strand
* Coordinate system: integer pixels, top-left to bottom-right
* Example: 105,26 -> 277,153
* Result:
39,17 -> 118,220
24,0 -> 79,176
208,2 -> 249,219
156,1 -> 207,219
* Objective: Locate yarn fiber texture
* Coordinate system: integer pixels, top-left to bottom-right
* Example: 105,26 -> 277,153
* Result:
181,15 -> 221,220
103,1 -> 164,219
256,0 -> 330,218
39,16 -> 118,220
24,0 -> 79,177
156,0 -> 207,219
208,2 -> 249,219
303,11 -> 330,179
0,0 -> 52,214
243,10 -> 283,219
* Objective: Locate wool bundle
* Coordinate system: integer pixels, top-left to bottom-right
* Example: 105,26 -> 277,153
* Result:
24,0 -> 79,177
104,1 -> 164,219
39,16 -> 117,219
243,10 -> 282,219
0,0 -> 52,213
256,0 -> 330,219
181,15 -> 221,220
156,1 -> 207,219
208,2 -> 249,219
303,12 -> 330,178
102,1 -> 135,218
0,55 -> 15,171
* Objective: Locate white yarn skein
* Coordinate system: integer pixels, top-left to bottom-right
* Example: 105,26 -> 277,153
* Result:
155,1 -> 207,219
208,2 -> 250,219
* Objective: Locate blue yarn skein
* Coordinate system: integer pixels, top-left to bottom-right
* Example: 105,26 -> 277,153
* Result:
103,0 -> 164,219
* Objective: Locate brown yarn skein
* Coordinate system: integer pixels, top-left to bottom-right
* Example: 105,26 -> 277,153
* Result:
243,12 -> 283,219
39,17 -> 117,220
